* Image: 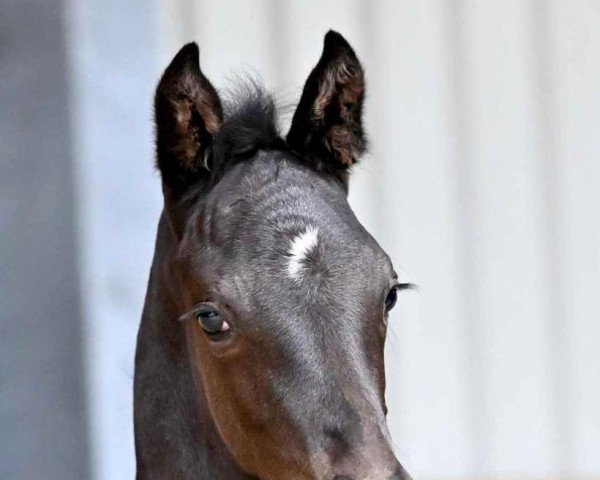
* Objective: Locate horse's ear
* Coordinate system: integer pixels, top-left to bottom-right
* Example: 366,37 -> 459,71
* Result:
287,31 -> 366,172
154,43 -> 222,196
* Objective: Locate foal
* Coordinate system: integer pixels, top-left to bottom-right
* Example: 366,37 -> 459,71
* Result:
134,31 -> 411,480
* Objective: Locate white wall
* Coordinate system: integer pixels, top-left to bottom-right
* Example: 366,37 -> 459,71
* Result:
65,2 -> 162,479
66,1 -> 600,479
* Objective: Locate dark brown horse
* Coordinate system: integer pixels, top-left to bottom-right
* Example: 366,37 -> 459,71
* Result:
134,30 -> 412,480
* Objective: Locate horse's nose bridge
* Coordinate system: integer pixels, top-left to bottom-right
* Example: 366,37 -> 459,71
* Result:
316,346 -> 384,421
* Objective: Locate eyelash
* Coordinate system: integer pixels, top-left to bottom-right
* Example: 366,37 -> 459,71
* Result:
385,282 -> 414,312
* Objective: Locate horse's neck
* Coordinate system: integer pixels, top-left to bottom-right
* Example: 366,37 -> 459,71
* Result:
134,213 -> 253,480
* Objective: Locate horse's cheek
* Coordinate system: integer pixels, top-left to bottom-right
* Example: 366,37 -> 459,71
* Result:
188,342 -> 261,473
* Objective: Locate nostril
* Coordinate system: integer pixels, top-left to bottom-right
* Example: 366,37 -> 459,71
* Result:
324,425 -> 351,460
324,425 -> 345,442
333,476 -> 352,480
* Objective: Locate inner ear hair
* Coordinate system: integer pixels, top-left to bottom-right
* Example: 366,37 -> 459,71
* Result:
313,55 -> 363,124
287,30 -> 366,172
315,57 -> 365,166
154,42 -> 223,195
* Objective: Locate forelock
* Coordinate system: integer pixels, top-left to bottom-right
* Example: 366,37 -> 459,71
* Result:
209,80 -> 284,182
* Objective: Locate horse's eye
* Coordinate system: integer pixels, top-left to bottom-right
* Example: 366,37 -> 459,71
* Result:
195,308 -> 230,336
384,287 -> 398,312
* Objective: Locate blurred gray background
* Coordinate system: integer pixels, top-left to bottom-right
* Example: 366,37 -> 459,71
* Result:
1,1 -> 599,479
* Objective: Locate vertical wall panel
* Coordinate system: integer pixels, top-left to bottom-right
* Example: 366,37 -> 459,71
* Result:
531,0 -> 574,475
549,0 -> 600,475
0,1 -> 90,479
161,0 -> 283,97
458,0 -> 556,475
64,1 -> 161,479
363,1 -> 473,477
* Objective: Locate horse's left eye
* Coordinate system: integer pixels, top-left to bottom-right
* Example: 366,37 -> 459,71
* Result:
195,308 -> 231,336
384,287 -> 398,312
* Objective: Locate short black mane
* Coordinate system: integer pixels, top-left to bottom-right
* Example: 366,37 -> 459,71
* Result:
209,81 -> 285,182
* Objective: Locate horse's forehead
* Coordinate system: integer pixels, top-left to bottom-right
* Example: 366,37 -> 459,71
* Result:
210,197 -> 383,276
214,222 -> 388,308
189,156 -> 390,290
